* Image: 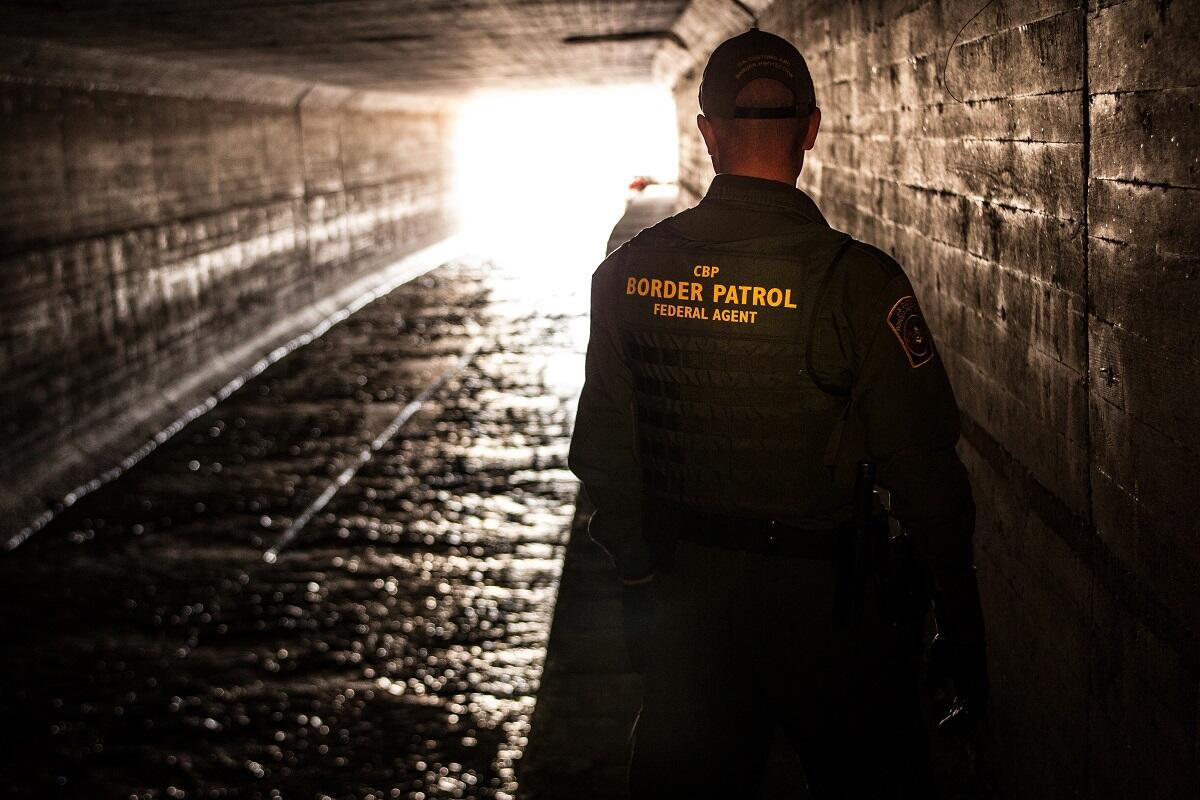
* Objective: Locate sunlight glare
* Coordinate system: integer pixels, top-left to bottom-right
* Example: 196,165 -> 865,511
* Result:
453,84 -> 678,286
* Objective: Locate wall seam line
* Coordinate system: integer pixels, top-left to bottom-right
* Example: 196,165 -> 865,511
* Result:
1079,2 -> 1094,796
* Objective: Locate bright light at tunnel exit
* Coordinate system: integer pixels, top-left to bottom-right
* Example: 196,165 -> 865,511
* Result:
453,84 -> 678,281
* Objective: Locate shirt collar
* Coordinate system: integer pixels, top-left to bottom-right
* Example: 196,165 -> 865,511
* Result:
700,173 -> 827,224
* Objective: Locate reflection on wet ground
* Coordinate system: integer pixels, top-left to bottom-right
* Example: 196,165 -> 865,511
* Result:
0,256 -> 588,799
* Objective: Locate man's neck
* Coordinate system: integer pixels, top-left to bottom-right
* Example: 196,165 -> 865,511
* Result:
719,167 -> 799,186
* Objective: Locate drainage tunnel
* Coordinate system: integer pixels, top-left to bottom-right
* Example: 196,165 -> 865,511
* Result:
0,2 -> 1197,798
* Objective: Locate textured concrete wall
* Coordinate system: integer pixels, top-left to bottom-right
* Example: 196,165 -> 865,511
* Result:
660,1 -> 1199,796
3,1 -> 693,95
0,65 -> 455,538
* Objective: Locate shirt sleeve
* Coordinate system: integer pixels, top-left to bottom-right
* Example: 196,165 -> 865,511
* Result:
567,255 -> 654,580
841,252 -> 984,644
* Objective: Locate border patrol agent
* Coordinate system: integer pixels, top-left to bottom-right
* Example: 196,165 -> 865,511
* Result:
568,28 -> 987,799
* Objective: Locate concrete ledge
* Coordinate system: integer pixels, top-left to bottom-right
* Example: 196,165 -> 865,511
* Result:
4,234 -> 464,546
0,35 -> 449,110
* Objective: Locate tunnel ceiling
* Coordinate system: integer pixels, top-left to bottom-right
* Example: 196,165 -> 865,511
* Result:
0,0 -> 696,95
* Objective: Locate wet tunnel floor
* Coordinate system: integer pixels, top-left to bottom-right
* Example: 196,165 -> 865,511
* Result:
0,255 -> 589,799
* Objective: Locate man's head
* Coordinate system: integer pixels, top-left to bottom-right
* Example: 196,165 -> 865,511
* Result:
696,29 -> 821,184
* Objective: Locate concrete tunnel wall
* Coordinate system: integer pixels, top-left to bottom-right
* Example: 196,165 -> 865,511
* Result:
0,41 -> 457,537
659,1 -> 1198,797
0,2 -> 1196,796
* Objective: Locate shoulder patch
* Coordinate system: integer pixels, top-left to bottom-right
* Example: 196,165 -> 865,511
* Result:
886,295 -> 933,368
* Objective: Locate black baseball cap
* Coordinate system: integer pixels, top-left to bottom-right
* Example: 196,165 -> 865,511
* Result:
698,28 -> 816,119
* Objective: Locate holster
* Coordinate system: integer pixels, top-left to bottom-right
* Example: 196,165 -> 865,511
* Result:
835,462 -> 929,665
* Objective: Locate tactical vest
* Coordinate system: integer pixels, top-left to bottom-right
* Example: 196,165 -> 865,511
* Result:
615,223 -> 854,527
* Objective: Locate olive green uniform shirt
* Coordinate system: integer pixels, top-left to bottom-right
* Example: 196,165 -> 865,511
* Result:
569,174 -> 979,638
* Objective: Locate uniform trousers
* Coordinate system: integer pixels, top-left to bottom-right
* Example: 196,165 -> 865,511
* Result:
627,536 -> 933,799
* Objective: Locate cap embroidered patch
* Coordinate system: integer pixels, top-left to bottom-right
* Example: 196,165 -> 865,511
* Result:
886,296 -> 933,368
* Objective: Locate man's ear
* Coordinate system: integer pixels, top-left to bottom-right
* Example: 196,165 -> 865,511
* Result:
697,113 -> 718,156
802,107 -> 822,151
697,113 -> 722,173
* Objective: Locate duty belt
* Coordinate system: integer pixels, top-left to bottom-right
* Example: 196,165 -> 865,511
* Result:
661,506 -> 841,560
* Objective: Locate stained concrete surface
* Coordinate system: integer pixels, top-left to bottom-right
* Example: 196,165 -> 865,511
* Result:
0,74 -> 456,543
0,1 -> 694,95
2,1 -> 1196,792
0,250 -> 591,799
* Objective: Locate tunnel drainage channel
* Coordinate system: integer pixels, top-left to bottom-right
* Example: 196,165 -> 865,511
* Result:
4,237 -> 465,553
263,340 -> 483,564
